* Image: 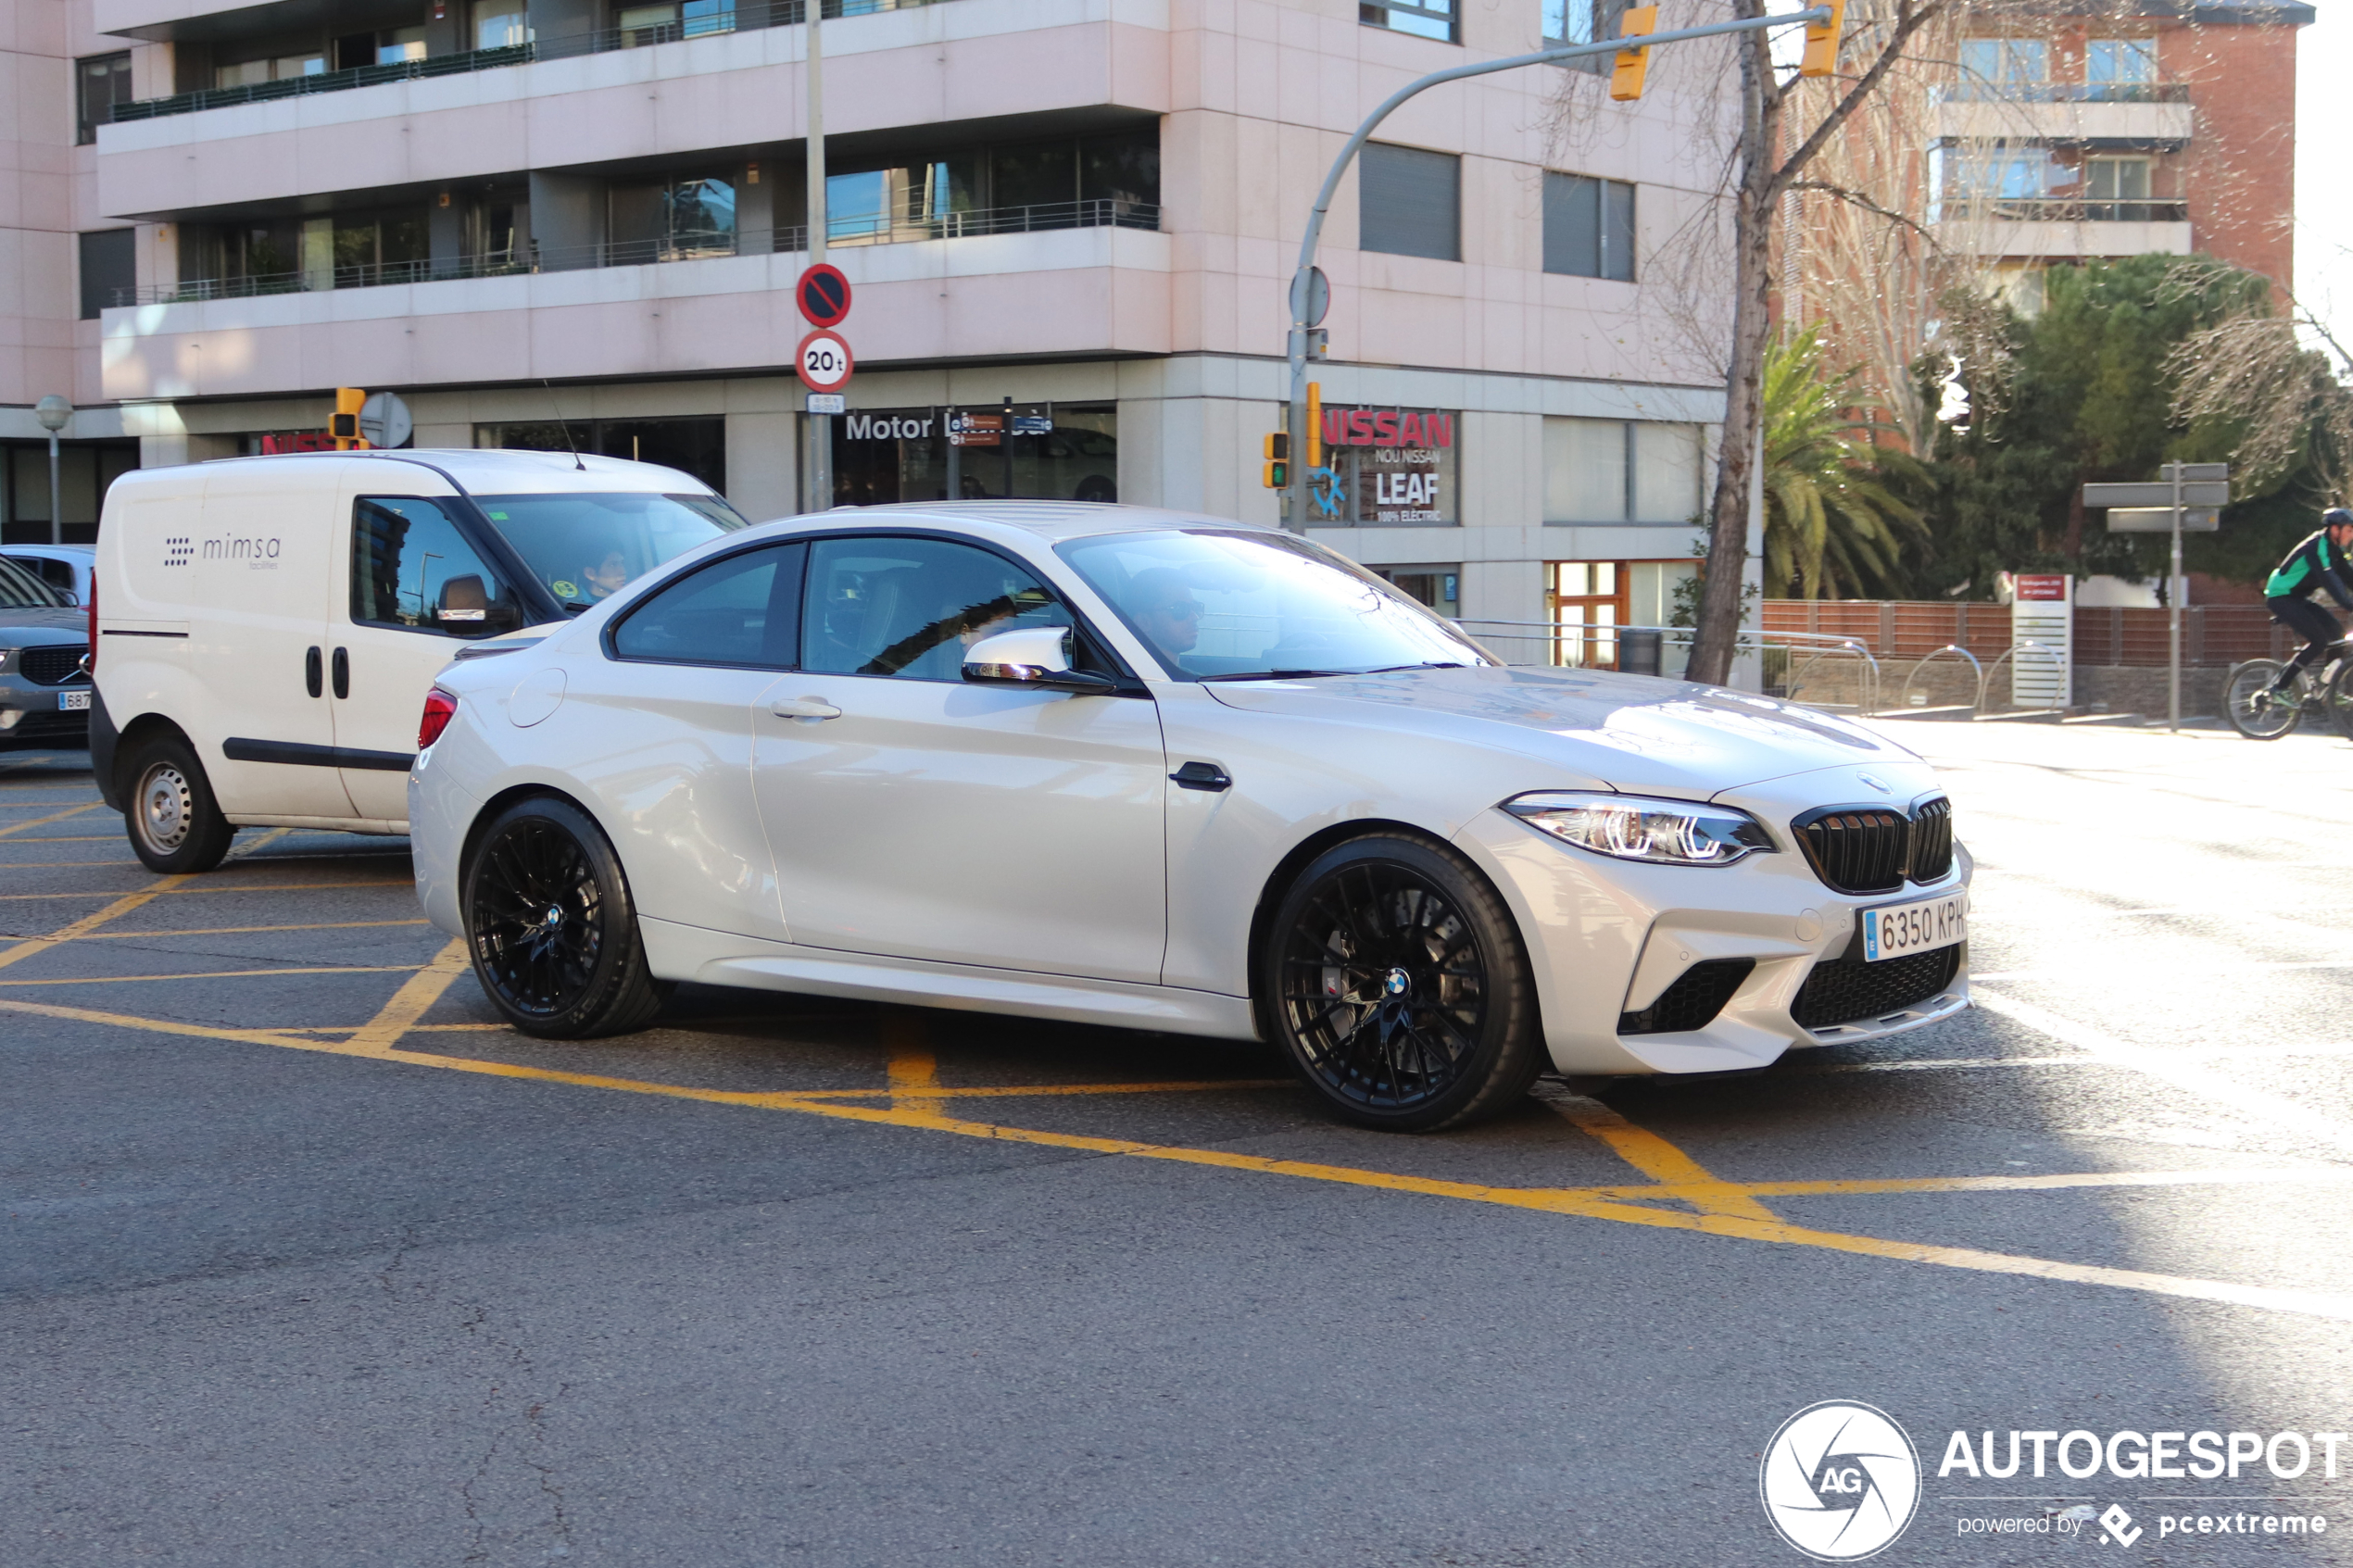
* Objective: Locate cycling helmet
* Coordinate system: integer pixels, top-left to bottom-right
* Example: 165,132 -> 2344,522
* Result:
2328,508 -> 2353,531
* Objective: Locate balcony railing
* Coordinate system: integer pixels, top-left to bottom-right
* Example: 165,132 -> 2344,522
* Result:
1937,197 -> 2188,223
113,200 -> 1162,307
107,0 -> 946,126
1936,82 -> 2192,104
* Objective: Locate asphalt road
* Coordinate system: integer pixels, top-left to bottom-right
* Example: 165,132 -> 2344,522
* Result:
5,719 -> 2352,1567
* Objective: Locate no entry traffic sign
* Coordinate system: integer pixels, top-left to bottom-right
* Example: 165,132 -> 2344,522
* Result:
796,329 -> 854,394
797,264 -> 851,328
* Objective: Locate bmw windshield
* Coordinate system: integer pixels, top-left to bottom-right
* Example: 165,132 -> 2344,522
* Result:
1058,530 -> 1491,680
475,492 -> 748,613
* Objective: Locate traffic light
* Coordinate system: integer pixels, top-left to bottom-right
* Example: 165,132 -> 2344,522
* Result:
1609,5 -> 1658,101
1799,0 -> 1846,77
331,387 -> 369,449
1306,383 -> 1323,468
1263,432 -> 1290,490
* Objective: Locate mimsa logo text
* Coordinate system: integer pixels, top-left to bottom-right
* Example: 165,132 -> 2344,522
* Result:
196,533 -> 283,570
1761,1401 -> 1922,1561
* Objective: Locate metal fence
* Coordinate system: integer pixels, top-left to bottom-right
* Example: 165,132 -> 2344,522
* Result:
1761,599 -> 2288,670
109,0 -> 948,125
118,200 -> 1159,307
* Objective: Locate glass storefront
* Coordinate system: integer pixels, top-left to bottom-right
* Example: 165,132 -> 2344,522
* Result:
476,417 -> 726,497
828,405 -> 1117,507
1374,566 -> 1460,620
1309,405 -> 1458,525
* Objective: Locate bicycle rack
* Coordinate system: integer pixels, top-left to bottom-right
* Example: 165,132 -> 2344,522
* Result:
1783,640 -> 1882,716
1897,645 -> 1985,714
1976,640 -> 2067,717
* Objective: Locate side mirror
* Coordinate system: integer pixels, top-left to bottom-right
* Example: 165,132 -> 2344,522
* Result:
58,591 -> 80,607
437,573 -> 489,622
963,626 -> 1114,694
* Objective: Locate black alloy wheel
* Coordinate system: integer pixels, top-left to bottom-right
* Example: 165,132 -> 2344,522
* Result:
122,733 -> 235,874
1265,834 -> 1543,1132
463,795 -> 667,1037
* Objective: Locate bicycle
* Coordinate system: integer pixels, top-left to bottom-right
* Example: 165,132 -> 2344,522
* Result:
2222,639 -> 2353,739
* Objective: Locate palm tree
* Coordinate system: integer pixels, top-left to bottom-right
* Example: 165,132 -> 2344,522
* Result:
1761,330 -> 1928,599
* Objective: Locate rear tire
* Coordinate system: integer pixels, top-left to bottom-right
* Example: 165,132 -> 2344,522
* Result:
122,734 -> 235,874
2326,661 -> 2353,744
1262,833 -> 1544,1132
462,796 -> 667,1038
2223,660 -> 2299,740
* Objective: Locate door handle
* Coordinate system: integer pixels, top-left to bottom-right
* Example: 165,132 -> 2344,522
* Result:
305,646 -> 322,699
770,696 -> 842,721
331,646 -> 349,700
1171,760 -> 1231,792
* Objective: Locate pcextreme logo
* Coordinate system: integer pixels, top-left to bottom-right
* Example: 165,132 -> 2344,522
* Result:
1761,1401 -> 1923,1561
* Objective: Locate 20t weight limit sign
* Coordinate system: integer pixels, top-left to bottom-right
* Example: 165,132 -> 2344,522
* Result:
796,330 -> 853,395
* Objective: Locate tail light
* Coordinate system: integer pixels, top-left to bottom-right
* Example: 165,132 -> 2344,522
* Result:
84,573 -> 96,675
418,686 -> 459,749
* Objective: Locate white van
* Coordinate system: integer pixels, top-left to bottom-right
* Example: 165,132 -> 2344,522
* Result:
91,448 -> 749,872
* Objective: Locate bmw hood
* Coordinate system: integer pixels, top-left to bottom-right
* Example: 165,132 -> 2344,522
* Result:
1201,665 -> 1919,796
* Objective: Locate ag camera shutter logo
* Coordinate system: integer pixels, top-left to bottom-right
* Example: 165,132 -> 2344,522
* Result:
1761,1400 -> 1922,1561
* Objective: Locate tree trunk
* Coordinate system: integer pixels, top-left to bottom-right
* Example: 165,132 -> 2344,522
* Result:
1687,12 -> 1781,687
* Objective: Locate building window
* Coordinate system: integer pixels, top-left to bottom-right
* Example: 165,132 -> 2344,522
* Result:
1544,418 -> 1702,523
2087,38 -> 2157,89
2084,157 -> 2153,220
1958,37 -> 2047,91
1360,0 -> 1456,43
477,416 -> 727,497
827,404 -> 1117,507
1312,406 -> 1459,526
79,230 -> 135,319
1544,0 -> 1632,74
1374,566 -> 1460,620
1544,560 -> 1694,669
213,44 -> 327,90
1543,172 -> 1635,282
76,53 -> 132,144
473,0 -> 531,50
1360,144 -> 1460,262
2,443 -> 138,545
609,174 -> 737,264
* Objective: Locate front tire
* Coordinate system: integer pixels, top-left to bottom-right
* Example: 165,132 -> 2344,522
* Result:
122,734 -> 235,874
463,796 -> 667,1038
1263,834 -> 1544,1132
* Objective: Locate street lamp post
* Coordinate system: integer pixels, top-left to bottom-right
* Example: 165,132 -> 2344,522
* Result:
1280,10 -> 1829,531
805,0 -> 832,513
35,395 -> 72,546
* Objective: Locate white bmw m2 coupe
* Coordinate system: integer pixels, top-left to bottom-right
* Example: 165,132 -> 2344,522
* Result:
409,504 -> 1969,1131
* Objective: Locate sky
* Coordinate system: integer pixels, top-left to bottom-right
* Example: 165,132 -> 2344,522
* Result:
2296,3 -> 2349,356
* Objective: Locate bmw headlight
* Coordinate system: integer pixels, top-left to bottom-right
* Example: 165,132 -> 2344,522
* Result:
1504,791 -> 1777,867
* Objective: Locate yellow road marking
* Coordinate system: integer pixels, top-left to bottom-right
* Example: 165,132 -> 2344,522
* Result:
79,919 -> 433,940
1545,1093 -> 1781,1221
1588,1167 -> 2353,1200
0,878 -> 187,972
883,1010 -> 946,1119
0,802 -> 100,837
7,988 -> 2348,1323
344,938 -> 471,1055
227,827 -> 295,859
0,965 -> 416,986
0,880 -> 411,901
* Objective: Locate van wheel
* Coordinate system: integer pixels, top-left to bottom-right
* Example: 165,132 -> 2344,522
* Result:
123,734 -> 235,874
1262,833 -> 1544,1132
463,795 -> 667,1038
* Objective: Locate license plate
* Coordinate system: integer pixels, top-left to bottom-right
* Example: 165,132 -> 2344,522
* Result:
57,689 -> 90,711
1861,891 -> 1966,962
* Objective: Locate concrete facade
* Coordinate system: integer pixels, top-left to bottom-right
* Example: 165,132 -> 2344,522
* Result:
8,0 -> 1743,626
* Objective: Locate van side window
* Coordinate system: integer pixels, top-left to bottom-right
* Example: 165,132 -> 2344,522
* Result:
351,497 -> 522,638
610,542 -> 804,668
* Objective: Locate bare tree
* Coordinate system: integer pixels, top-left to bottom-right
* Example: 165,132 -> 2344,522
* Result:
2167,262 -> 2353,502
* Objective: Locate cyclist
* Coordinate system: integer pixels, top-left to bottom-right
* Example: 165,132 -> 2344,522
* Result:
2262,507 -> 2353,698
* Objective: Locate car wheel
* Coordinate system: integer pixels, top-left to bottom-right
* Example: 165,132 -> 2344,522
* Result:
1264,833 -> 1544,1132
463,795 -> 668,1038
122,734 -> 235,874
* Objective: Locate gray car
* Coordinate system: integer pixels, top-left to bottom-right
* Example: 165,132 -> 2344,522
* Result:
0,555 -> 92,748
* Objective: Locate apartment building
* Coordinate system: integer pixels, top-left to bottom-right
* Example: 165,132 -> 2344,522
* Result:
6,0 -> 1743,644
1936,0 -> 2308,302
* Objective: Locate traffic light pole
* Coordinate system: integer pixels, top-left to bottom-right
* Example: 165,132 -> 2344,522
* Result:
1282,8 -> 1831,531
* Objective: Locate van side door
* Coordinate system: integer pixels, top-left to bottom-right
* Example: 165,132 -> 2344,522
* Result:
188,465 -> 355,822
332,488 -> 528,825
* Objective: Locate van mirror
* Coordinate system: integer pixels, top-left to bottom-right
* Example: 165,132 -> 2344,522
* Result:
437,575 -> 489,623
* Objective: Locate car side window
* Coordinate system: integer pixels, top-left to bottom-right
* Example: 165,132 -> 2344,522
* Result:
610,542 -> 804,668
351,497 -> 523,639
802,537 -> 1071,681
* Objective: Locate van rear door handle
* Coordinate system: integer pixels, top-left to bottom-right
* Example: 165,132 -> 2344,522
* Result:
305,646 -> 322,698
770,696 -> 841,721
331,646 -> 349,700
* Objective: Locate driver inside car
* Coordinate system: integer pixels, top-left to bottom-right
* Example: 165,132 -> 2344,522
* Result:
1125,568 -> 1204,659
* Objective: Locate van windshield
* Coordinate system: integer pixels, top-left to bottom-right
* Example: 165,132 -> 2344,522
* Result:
474,492 -> 748,613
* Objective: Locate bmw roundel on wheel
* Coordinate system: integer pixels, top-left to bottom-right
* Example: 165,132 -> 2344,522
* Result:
409,503 -> 1970,1132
